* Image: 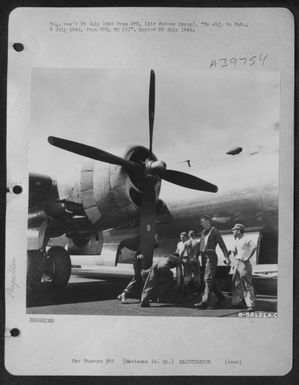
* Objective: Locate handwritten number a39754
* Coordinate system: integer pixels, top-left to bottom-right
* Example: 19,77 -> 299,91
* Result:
210,54 -> 268,68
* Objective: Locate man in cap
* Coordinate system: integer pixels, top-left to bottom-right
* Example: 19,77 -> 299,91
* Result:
230,223 -> 256,311
194,215 -> 230,309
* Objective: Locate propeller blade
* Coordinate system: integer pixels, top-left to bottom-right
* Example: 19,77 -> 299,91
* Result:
48,136 -> 142,173
162,169 -> 218,193
148,70 -> 155,158
140,178 -> 157,270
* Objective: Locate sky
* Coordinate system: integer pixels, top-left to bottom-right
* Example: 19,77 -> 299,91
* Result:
29,68 -> 280,177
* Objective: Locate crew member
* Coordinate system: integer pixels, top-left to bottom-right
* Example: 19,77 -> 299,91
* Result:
194,215 -> 230,309
175,232 -> 188,257
181,230 -> 201,296
117,252 -> 147,304
230,223 -> 256,312
140,254 -> 183,307
175,232 -> 189,293
117,235 -> 158,304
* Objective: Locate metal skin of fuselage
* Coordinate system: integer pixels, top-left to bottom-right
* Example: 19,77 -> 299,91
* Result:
108,146 -> 278,265
28,143 -> 278,269
158,147 -> 278,235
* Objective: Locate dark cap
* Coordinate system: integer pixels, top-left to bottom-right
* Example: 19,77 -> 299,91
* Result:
232,223 -> 245,231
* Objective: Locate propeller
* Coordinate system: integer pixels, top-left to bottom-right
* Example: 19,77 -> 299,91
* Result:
162,169 -> 218,193
47,137 -> 143,174
48,69 -> 218,269
148,69 -> 155,159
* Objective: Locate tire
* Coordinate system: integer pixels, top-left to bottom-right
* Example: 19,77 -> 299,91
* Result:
46,246 -> 71,288
27,250 -> 44,290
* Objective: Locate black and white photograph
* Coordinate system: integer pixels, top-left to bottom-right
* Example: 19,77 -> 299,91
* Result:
26,68 -> 279,318
5,7 -> 294,376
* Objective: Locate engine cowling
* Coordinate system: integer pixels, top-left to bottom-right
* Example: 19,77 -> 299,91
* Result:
57,145 -> 161,231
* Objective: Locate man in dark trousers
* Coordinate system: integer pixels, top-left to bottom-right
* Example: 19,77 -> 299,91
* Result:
117,235 -> 158,304
194,215 -> 230,309
181,230 -> 201,296
117,251 -> 147,304
140,254 -> 183,307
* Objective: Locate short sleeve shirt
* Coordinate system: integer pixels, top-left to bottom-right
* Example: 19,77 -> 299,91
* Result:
235,236 -> 256,261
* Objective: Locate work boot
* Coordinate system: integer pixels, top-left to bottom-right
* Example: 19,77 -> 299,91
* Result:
140,299 -> 150,307
194,301 -> 208,309
247,307 -> 255,312
117,292 -> 128,304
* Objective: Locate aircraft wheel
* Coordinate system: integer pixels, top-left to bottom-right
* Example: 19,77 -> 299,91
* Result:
27,250 -> 45,290
44,246 -> 71,288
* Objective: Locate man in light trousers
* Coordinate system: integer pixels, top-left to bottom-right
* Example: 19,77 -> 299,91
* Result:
230,223 -> 256,312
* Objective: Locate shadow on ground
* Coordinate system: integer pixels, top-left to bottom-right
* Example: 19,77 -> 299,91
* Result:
27,277 -> 131,307
27,276 -> 277,315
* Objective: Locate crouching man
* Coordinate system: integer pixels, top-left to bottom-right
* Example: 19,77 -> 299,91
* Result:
140,254 -> 183,307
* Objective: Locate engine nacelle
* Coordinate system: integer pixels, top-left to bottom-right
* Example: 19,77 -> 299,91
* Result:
57,145 -> 161,231
67,230 -> 104,255
27,210 -> 48,250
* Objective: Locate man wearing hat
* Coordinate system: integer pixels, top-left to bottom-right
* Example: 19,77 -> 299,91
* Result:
230,223 -> 256,311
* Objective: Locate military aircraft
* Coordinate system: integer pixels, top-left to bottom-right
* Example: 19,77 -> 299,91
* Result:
27,70 -> 278,290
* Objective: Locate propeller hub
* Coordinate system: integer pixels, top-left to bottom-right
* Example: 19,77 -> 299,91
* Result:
145,159 -> 167,176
